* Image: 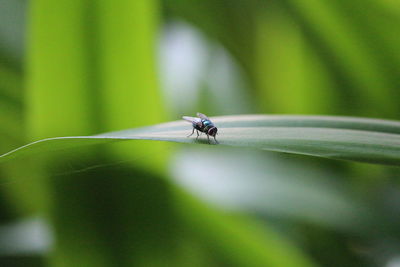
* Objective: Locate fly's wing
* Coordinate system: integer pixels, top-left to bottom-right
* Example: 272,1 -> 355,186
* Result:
182,116 -> 202,127
196,112 -> 210,121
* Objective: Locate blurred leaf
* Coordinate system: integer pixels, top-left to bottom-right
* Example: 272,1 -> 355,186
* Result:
163,0 -> 258,86
25,0 -> 171,266
0,62 -> 23,148
255,3 -> 338,114
171,147 -> 372,232
0,0 -> 26,65
174,188 -> 317,267
286,0 -> 398,117
95,0 -> 168,171
0,64 -> 23,102
1,115 -> 400,165
96,1 -> 164,130
26,0 -> 97,139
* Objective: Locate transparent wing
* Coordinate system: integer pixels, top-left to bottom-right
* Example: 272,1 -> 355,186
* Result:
196,112 -> 210,121
182,116 -> 202,127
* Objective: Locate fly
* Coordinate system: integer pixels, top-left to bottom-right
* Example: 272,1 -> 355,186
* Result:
182,112 -> 218,144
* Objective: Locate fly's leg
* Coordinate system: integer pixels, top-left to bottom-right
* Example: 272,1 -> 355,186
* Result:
213,135 -> 219,144
187,128 -> 195,137
207,134 -> 210,144
196,130 -> 200,139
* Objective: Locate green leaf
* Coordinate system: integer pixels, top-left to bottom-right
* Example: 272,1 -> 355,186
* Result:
1,115 -> 400,165
174,187 -> 317,267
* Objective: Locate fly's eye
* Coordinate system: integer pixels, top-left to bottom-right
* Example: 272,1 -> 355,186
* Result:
208,127 -> 217,136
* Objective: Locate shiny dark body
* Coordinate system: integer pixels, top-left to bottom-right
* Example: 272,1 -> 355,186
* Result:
182,113 -> 218,144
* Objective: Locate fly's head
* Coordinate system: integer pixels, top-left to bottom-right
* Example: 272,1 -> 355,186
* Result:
208,126 -> 218,137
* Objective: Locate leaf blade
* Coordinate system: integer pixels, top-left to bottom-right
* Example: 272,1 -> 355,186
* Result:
2,115 -> 400,166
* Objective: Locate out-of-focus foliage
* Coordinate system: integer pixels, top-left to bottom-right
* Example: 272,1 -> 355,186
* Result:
0,0 -> 399,266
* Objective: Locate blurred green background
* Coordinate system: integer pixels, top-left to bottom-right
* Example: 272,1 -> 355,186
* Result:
0,0 -> 400,266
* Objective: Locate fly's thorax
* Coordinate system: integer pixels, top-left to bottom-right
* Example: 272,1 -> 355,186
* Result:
202,120 -> 214,131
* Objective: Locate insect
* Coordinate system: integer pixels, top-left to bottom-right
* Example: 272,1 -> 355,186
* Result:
182,112 -> 218,144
